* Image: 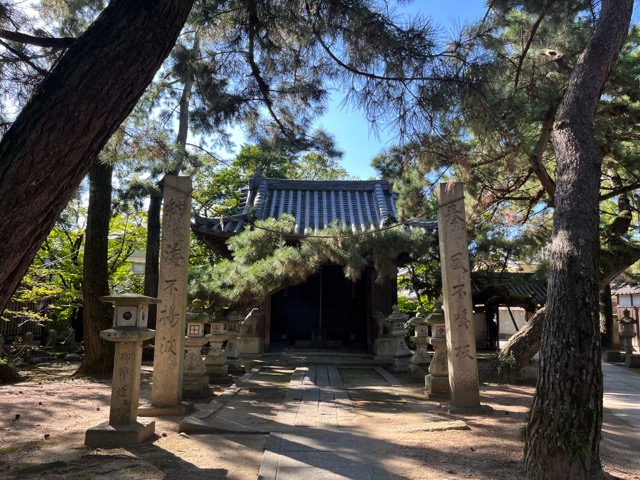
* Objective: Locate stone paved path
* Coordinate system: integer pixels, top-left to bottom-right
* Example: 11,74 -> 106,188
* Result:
603,362 -> 640,431
178,361 -> 640,480
258,366 -> 389,479
274,366 -> 356,428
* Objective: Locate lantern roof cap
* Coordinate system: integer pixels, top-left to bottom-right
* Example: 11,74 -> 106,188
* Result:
100,293 -> 162,305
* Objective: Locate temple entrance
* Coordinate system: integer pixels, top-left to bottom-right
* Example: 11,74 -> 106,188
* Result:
269,265 -> 368,350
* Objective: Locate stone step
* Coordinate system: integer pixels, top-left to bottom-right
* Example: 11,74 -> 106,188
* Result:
257,352 -> 390,367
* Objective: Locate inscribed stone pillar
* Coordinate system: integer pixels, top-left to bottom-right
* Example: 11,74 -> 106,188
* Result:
150,176 -> 192,410
436,182 -> 480,409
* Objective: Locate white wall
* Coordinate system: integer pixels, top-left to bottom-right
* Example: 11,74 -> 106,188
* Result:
498,307 -> 528,337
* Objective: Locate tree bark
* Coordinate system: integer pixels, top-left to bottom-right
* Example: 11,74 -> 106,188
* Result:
0,0 -> 194,315
600,284 -> 613,349
523,1 -> 633,478
484,307 -> 544,382
144,191 -> 162,329
77,161 -> 114,376
144,75 -> 192,328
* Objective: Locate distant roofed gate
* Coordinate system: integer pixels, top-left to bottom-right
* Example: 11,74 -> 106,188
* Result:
193,171 -> 435,353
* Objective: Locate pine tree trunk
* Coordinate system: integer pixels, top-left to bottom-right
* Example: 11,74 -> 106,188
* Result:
144,73 -> 192,328
0,0 -> 194,315
523,2 -> 633,478
600,285 -> 613,349
144,192 -> 162,329
77,162 -> 114,376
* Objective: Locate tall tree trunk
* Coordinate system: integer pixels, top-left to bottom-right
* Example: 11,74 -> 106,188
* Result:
0,0 -> 194,315
144,73 -> 193,329
144,191 -> 162,328
600,284 -> 613,349
77,161 -> 114,376
523,1 -> 633,478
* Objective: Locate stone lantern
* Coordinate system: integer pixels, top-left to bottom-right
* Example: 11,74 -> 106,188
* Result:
425,300 -> 449,399
183,300 -> 211,399
104,293 -> 156,328
619,309 -> 637,355
408,306 -> 431,378
205,310 -> 232,384
388,305 -> 411,372
85,294 -> 160,448
225,311 -> 243,371
619,309 -> 640,368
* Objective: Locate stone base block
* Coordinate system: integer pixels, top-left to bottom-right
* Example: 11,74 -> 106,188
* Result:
207,364 -> 228,377
373,355 -> 393,363
425,374 -> 450,400
85,420 -> 155,448
183,387 -> 212,400
393,356 -> 411,373
294,339 -> 312,347
183,374 -> 211,400
444,403 -> 494,415
374,338 -> 395,357
625,354 -> 640,368
138,402 -> 194,417
604,350 -> 623,363
326,339 -> 343,347
240,353 -> 263,362
237,337 -> 264,355
408,364 -> 429,378
209,373 -> 233,385
226,358 -> 242,371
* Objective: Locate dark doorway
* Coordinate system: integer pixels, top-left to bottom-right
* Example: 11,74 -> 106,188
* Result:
269,266 -> 368,349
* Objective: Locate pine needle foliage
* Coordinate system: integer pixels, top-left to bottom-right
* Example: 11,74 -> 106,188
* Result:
189,214 -> 434,309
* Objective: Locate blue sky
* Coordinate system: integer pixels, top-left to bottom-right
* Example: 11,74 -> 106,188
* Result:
319,1 -> 489,179
222,1 -> 490,179
221,1 -> 640,179
320,1 -> 640,179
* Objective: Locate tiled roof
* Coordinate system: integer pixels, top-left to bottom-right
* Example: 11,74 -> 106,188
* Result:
193,173 -> 436,255
471,272 -> 547,307
612,283 -> 640,295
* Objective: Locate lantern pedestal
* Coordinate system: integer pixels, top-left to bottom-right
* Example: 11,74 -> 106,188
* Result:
205,332 -> 232,384
409,307 -> 431,378
85,328 -> 156,448
425,303 -> 450,400
183,335 -> 211,399
388,306 -> 411,373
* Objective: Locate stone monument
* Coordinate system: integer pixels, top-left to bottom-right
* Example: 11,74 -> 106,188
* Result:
437,182 -> 481,409
85,294 -> 159,448
141,175 -> 193,417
